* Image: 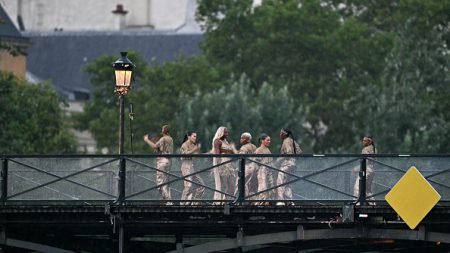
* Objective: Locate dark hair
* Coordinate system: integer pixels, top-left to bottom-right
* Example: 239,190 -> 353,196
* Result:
282,128 -> 294,138
182,131 -> 196,145
281,128 -> 297,154
259,133 -> 270,145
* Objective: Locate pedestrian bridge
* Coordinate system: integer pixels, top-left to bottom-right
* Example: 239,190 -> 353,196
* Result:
0,154 -> 449,253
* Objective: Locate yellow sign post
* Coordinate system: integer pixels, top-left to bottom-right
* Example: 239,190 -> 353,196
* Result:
385,166 -> 441,229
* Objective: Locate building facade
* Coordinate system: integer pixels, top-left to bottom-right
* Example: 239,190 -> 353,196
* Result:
0,3 -> 30,78
1,0 -> 200,33
0,1 -> 202,154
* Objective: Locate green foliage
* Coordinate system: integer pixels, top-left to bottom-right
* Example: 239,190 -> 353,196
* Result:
77,0 -> 449,154
76,53 -> 225,153
0,40 -> 24,56
135,55 -> 224,142
194,0 -> 449,153
198,0 -> 392,85
357,18 -> 450,153
197,0 -> 394,152
0,71 -> 77,154
73,51 -> 148,152
175,75 -> 307,151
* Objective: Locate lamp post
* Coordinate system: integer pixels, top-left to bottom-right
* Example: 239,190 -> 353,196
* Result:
113,52 -> 134,253
113,51 -> 135,156
113,52 -> 135,205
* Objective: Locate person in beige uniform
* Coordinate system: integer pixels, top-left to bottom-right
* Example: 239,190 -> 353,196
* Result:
255,133 -> 275,204
353,136 -> 376,204
277,128 -> 302,205
144,125 -> 173,203
237,132 -> 257,201
180,131 -> 205,205
212,126 -> 238,202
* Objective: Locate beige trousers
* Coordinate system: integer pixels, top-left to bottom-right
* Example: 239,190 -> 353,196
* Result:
245,163 -> 258,199
156,158 -> 171,201
180,160 -> 205,205
257,166 -> 274,202
353,167 -> 374,200
213,158 -> 236,202
276,164 -> 295,200
234,163 -> 258,200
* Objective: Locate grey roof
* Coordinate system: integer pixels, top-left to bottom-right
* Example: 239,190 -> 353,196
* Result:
24,31 -> 203,100
0,4 -> 28,43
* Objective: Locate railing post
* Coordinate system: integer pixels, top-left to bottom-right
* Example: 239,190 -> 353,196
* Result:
118,215 -> 126,253
117,94 -> 126,204
358,157 -> 367,205
237,157 -> 246,205
0,159 -> 7,203
117,157 -> 126,203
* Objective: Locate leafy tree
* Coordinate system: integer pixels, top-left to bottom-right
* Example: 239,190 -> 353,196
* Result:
136,55 -> 224,146
354,11 -> 450,153
76,53 -> 225,153
77,0 -> 449,154
0,40 -> 24,56
74,51 -> 149,153
328,0 -> 450,153
0,71 -> 77,154
197,0 -> 393,152
175,75 -> 308,151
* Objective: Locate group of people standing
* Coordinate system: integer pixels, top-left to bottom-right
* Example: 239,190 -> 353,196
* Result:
144,125 -> 377,205
211,127 -> 303,205
144,125 -> 303,205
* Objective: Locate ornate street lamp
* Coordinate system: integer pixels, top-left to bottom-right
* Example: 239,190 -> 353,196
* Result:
113,51 -> 135,95
113,51 -> 135,154
112,52 -> 135,209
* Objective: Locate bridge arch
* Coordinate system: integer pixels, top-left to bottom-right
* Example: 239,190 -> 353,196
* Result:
171,226 -> 450,253
1,237 -> 75,253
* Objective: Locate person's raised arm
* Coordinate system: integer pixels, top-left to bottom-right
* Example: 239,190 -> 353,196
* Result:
213,139 -> 222,154
181,143 -> 201,154
144,134 -> 158,150
230,143 -> 239,154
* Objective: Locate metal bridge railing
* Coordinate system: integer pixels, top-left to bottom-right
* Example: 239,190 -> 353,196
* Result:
1,154 -> 449,206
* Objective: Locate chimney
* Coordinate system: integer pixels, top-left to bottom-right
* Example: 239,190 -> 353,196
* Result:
17,0 -> 25,30
112,4 -> 128,30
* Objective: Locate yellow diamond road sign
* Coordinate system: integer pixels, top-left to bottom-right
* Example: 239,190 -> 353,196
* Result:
385,166 -> 441,229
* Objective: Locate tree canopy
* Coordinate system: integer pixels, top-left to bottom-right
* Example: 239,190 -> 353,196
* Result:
175,75 -> 307,151
75,53 -> 225,153
0,71 -> 77,154
77,0 -> 449,154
